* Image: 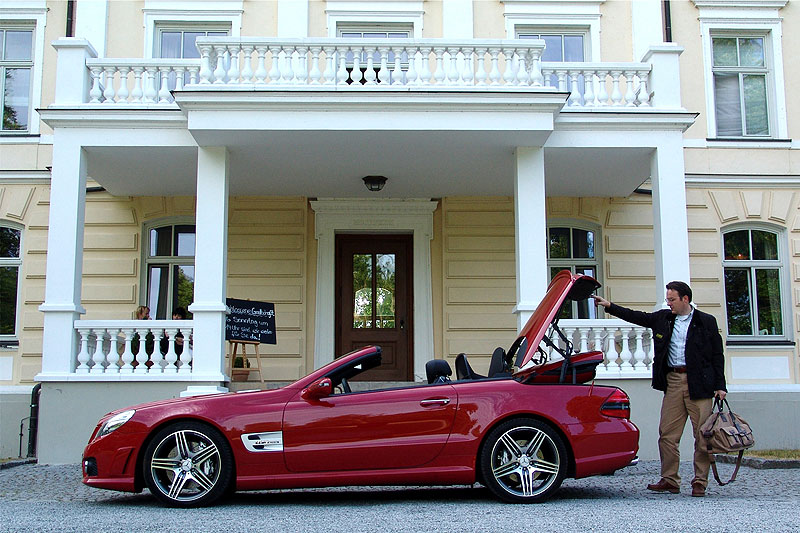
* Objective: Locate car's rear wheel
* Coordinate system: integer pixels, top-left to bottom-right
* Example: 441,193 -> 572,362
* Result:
143,421 -> 233,507
480,418 -> 567,503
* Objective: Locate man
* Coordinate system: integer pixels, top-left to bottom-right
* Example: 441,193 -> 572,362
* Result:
591,281 -> 726,497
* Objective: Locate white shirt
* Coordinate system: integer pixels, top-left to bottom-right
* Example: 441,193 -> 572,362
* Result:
668,310 -> 693,368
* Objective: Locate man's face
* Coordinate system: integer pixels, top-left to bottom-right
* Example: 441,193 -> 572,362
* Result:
666,289 -> 691,315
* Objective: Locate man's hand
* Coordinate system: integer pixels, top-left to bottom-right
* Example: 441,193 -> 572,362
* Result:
591,294 -> 611,308
715,390 -> 727,401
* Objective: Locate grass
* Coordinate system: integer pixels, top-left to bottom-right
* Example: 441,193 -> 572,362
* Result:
734,449 -> 800,460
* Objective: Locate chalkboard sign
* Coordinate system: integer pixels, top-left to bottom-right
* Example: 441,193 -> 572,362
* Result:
225,298 -> 277,344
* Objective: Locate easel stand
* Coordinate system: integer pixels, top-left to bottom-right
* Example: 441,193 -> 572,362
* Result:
228,340 -> 264,385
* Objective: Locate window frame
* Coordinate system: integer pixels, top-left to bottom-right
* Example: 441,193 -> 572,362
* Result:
546,220 -> 603,320
515,27 -> 589,63
154,24 -> 232,59
721,224 -> 792,344
0,222 -> 22,342
143,5 -> 242,59
141,219 -> 196,320
0,9 -> 46,137
325,1 -> 424,38
697,1 -> 789,140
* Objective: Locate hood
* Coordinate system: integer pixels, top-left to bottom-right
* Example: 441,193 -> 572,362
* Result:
512,270 -> 601,373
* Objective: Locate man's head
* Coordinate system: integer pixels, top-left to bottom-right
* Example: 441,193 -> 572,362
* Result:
665,281 -> 692,315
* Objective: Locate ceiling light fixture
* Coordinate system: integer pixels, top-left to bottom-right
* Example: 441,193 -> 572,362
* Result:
362,175 -> 388,192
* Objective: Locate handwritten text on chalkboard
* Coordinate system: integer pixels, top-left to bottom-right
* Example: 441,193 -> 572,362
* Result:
225,298 -> 277,344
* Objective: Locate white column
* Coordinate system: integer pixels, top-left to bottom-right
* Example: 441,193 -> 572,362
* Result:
443,0 -> 474,39
37,133 -> 87,377
278,0 -> 309,38
187,147 -> 229,382
75,0 -> 109,58
642,44 -> 684,109
513,147 -> 548,330
651,133 -> 691,306
52,39 -> 97,105
631,0 -> 664,63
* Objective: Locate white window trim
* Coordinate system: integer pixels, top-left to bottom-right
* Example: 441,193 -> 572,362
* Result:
502,0 -> 603,61
720,223 -> 792,343
143,2 -> 242,58
0,221 -> 23,340
696,1 -> 788,139
0,7 -> 46,135
325,1 -> 424,38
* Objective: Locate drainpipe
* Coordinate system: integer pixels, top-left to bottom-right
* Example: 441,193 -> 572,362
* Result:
66,1 -> 76,37
27,384 -> 41,458
663,0 -> 673,43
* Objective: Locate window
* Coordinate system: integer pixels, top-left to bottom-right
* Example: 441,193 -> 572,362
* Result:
145,224 -> 195,319
547,225 -> 598,319
712,35 -> 770,137
0,225 -> 21,338
517,31 -> 585,62
156,26 -> 229,88
722,227 -> 787,340
1,27 -> 33,132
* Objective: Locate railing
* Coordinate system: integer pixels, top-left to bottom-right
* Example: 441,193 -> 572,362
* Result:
73,320 -> 193,375
81,38 -> 651,108
547,319 -> 654,377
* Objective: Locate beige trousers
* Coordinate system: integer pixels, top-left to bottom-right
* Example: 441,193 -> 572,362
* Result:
658,371 -> 713,488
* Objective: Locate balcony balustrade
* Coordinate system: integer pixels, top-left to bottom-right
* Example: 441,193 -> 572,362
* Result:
76,37 -> 654,109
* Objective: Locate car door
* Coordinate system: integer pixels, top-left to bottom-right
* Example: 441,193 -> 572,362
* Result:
282,384 -> 457,473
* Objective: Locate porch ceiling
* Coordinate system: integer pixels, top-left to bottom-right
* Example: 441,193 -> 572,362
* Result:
85,133 -> 652,198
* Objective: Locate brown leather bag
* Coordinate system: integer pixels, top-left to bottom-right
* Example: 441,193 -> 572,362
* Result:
699,397 -> 755,485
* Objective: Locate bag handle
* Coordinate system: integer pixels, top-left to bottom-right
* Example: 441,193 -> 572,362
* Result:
708,447 -> 743,486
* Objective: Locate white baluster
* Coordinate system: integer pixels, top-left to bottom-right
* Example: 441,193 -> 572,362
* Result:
90,330 -> 107,373
433,47 -> 446,85
406,49 -> 419,85
131,67 -> 144,104
143,69 -> 157,103
461,47 -> 474,86
502,49 -> 515,86
283,47 -> 296,83
213,47 -> 226,84
120,328 -> 135,373
568,71 -> 582,106
377,46 -> 390,85
308,46 -> 322,84
89,67 -> 103,103
390,46 -> 403,85
158,68 -> 171,103
419,47 -> 432,85
102,67 -> 116,104
268,46 -> 282,84
596,70 -> 609,106
618,327 -> 633,370
76,328 -> 92,373
541,68 -> 554,88
336,50 -> 349,85
515,50 -> 529,86
605,327 -> 621,371
174,66 -> 185,92
106,329 -> 119,372
488,48 -> 501,85
198,44 -> 213,84
556,70 -> 568,92
181,329 -> 193,373
637,71 -> 651,107
226,45 -> 240,84
446,47 -> 460,85
363,46 -> 376,85
296,46 -> 309,85
583,70 -> 595,107
241,45 -> 254,83
323,46 -> 337,85
624,70 -> 636,107
529,49 -> 544,87
632,328 -> 646,369
163,328 -> 178,372
254,46 -> 268,84
610,70 -> 623,106
474,47 -> 487,85
187,66 -> 199,85
578,327 -> 589,353
115,67 -> 130,103
644,329 -> 655,369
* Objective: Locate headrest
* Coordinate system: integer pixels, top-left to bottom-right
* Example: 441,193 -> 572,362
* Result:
425,359 -> 452,384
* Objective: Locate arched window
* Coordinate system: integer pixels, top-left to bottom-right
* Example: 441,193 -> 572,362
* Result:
547,223 -> 600,319
144,222 -> 195,319
0,224 -> 22,339
722,226 -> 788,341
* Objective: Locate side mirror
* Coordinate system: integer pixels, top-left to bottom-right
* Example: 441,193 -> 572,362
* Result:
301,377 -> 332,401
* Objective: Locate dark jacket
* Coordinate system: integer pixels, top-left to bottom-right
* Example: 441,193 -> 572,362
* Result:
606,303 -> 726,399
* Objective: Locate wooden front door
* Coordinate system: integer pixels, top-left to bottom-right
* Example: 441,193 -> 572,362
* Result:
335,234 -> 413,381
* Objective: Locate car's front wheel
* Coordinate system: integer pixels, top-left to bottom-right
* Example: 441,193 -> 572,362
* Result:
143,421 -> 233,507
480,418 -> 567,503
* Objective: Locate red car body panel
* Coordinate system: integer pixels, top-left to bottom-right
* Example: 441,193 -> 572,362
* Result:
82,273 -> 639,500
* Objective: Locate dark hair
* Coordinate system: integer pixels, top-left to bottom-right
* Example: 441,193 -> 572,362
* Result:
666,281 -> 692,302
172,307 -> 187,319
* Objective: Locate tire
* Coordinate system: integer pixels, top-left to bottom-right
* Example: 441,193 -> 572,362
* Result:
480,418 -> 568,503
143,421 -> 234,507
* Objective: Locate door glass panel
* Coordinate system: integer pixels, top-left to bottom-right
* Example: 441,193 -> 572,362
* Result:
376,254 -> 396,328
174,225 -> 196,256
150,227 -> 172,256
173,265 -> 195,317
751,230 -> 777,260
353,254 -> 372,328
755,268 -> 782,335
724,268 -> 752,335
575,267 -> 597,319
723,230 -> 750,260
147,265 -> 169,319
572,229 -> 594,259
548,228 -> 570,258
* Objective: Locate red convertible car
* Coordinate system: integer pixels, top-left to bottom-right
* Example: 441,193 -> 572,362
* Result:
82,271 -> 639,507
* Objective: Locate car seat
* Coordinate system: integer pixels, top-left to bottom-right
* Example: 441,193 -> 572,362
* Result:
425,359 -> 453,384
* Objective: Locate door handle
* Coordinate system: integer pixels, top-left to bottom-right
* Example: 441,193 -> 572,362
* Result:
399,319 -> 405,330
420,398 -> 451,407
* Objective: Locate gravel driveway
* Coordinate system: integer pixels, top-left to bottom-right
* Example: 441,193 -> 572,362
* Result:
1,460 -> 798,533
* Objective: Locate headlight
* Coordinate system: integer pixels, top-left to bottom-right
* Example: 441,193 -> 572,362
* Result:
98,410 -> 135,438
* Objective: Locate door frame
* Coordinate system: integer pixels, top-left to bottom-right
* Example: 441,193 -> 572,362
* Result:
311,199 -> 437,382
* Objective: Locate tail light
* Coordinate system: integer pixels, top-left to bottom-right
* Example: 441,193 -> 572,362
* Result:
600,389 -> 631,419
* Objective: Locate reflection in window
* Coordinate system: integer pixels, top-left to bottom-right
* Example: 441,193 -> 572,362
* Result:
353,253 -> 396,329
1,29 -> 33,131
548,226 -> 598,319
722,228 -> 784,337
145,224 -> 195,319
0,226 -> 21,335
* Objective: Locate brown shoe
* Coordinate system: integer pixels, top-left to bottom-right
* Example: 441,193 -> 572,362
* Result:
647,479 -> 680,494
691,482 -> 706,497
